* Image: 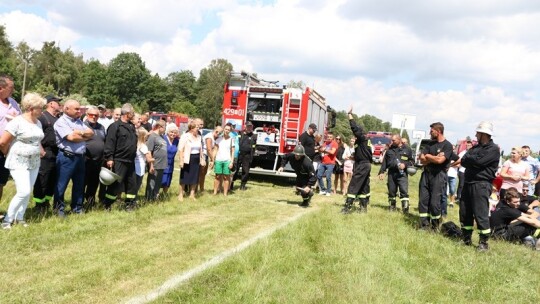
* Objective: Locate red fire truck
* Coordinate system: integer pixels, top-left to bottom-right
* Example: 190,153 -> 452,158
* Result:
222,71 -> 333,176
149,111 -> 190,132
366,131 -> 392,164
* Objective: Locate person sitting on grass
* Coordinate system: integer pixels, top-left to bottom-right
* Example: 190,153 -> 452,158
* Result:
277,145 -> 316,207
490,187 -> 540,250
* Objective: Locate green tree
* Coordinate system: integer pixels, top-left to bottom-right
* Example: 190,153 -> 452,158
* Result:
75,59 -> 112,106
14,41 -> 35,98
32,41 -> 62,90
107,52 -> 151,105
0,26 -> 17,95
195,58 -> 233,127
143,73 -> 168,111
165,70 -> 196,104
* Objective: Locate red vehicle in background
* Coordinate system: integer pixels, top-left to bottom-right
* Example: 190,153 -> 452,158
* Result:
222,71 -> 333,176
149,111 -> 190,132
455,137 -> 477,155
366,131 -> 392,164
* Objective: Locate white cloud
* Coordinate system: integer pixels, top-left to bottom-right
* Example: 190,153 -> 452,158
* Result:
0,10 -> 79,49
1,0 -> 539,151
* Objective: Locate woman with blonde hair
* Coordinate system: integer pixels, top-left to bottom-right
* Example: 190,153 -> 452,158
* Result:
499,146 -> 530,198
0,93 -> 45,229
134,127 -> 153,196
178,121 -> 206,201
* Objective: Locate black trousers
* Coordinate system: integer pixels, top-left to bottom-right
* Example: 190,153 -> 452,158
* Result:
419,170 -> 446,223
238,151 -> 252,184
492,223 -> 536,242
84,158 -> 102,205
347,161 -> 371,202
104,161 -> 137,203
387,171 -> 409,202
459,182 -> 491,234
33,157 -> 57,204
457,171 -> 465,200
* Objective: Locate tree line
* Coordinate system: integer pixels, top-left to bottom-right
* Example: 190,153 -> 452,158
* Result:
0,25 -> 406,138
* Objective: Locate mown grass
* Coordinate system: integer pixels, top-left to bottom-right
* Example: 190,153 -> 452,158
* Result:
157,170 -> 540,304
1,167 -> 539,303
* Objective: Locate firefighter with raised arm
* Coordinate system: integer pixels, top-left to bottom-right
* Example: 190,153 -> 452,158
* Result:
342,105 -> 372,214
277,145 -> 316,207
378,134 -> 414,213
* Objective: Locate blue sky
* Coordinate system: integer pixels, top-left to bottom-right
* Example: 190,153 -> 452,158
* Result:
1,0 -> 540,152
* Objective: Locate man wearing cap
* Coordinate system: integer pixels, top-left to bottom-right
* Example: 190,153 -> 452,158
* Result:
299,123 -> 318,170
237,121 -> 257,190
278,145 -> 316,207
54,99 -> 94,217
97,104 -> 112,131
459,121 -> 500,251
32,95 -> 62,213
0,75 -> 21,210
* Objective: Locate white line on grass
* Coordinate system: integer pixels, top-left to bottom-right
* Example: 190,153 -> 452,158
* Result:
125,208 -> 314,304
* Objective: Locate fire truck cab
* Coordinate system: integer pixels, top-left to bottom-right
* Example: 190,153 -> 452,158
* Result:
222,71 -> 331,177
366,131 -> 392,164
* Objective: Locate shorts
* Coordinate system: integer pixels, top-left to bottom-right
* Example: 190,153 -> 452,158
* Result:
0,156 -> 9,185
214,160 -> 231,175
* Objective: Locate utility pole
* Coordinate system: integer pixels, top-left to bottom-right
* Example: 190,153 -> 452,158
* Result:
21,59 -> 28,97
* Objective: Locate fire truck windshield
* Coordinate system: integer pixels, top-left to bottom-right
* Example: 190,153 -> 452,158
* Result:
371,137 -> 391,145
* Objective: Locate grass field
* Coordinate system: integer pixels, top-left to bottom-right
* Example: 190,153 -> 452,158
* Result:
1,167 -> 539,303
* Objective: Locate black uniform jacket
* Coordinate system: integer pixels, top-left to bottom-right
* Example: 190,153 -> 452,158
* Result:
461,139 -> 500,183
280,153 -> 317,187
379,144 -> 414,175
350,119 -> 372,163
103,120 -> 137,163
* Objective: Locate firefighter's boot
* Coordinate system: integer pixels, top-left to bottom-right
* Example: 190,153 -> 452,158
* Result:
341,197 -> 354,214
431,218 -> 441,232
388,197 -> 396,212
358,199 -> 368,213
461,229 -> 473,246
477,234 -> 489,252
401,198 -> 409,214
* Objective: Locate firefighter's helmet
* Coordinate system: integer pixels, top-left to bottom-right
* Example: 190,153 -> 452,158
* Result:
406,167 -> 417,176
293,145 -> 305,156
99,167 -> 121,186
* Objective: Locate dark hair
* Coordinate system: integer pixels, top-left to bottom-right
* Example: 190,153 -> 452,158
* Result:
504,187 -> 520,202
522,145 -> 530,149
466,140 -> 472,144
430,122 -> 444,134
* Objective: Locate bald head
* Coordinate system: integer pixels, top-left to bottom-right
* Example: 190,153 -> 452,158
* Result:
63,99 -> 81,119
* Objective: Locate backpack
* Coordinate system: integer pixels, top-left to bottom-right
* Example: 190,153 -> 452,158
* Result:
441,221 -> 463,239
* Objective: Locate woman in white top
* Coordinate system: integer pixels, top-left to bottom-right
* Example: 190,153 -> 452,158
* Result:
500,146 -> 530,198
342,137 -> 356,194
134,127 -> 153,196
0,93 -> 45,229
213,124 -> 235,196
178,121 -> 205,201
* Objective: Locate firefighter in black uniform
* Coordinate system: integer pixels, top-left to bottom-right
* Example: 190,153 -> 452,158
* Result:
277,145 -> 316,207
418,122 -> 453,230
33,95 -> 62,213
238,121 -> 257,191
377,134 -> 414,212
103,103 -> 138,211
342,106 -> 372,214
459,121 -> 500,251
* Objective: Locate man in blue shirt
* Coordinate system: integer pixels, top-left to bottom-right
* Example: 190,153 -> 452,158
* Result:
54,99 -> 94,217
